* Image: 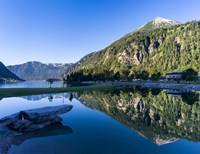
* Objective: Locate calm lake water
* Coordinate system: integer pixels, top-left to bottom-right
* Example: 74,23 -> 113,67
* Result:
0,83 -> 200,154
0,81 -> 64,88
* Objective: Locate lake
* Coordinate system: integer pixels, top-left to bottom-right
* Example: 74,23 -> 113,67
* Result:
0,84 -> 200,154
0,81 -> 64,88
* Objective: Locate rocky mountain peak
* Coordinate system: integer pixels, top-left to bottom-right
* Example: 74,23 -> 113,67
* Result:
153,16 -> 180,25
154,16 -> 170,23
137,16 -> 181,31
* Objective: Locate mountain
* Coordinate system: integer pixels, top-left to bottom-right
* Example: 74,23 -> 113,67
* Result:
137,17 -> 181,31
6,52 -> 95,81
7,18 -> 199,81
66,52 -> 96,74
0,62 -> 23,82
7,61 -> 73,80
74,19 -> 200,79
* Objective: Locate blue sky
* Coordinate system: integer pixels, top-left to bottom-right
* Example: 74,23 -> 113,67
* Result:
0,0 -> 200,65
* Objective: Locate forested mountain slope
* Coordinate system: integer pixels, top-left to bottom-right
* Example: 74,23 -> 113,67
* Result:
77,20 -> 200,78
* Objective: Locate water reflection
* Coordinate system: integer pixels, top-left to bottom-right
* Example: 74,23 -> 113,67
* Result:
181,92 -> 199,105
0,93 -> 73,119
21,93 -> 70,102
77,88 -> 200,145
48,95 -> 53,102
166,89 -> 182,96
0,81 -> 64,88
69,93 -> 74,102
0,92 -> 75,103
165,89 -> 199,105
0,89 -> 199,153
0,123 -> 73,154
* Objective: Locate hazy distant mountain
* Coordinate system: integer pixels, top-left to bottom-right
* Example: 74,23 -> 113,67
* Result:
6,53 -> 95,80
7,61 -> 73,80
137,16 -> 181,31
0,62 -> 23,82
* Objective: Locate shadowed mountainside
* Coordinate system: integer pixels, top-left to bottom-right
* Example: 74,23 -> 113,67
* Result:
0,62 -> 23,82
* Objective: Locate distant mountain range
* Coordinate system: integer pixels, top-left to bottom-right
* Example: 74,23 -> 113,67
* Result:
7,52 -> 95,80
7,61 -> 72,80
0,62 -> 23,82
5,17 -> 200,80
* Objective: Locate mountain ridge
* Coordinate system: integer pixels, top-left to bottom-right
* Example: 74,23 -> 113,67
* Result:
0,62 -> 23,82
7,61 -> 72,80
6,51 -> 95,80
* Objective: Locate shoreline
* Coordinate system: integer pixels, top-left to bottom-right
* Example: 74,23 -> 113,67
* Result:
0,84 -> 115,98
114,81 -> 200,91
0,81 -> 200,99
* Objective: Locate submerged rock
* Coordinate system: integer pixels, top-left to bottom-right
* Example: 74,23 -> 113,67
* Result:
0,105 -> 73,133
0,105 -> 73,154
0,123 -> 73,154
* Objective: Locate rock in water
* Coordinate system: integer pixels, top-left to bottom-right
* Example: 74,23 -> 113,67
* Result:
19,105 -> 72,124
0,123 -> 73,154
0,105 -> 73,132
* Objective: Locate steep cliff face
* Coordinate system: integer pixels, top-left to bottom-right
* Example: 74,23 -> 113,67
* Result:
77,20 -> 200,77
0,62 -> 23,82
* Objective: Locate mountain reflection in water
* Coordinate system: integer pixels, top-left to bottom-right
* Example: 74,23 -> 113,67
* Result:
77,88 -> 200,145
20,93 -> 71,101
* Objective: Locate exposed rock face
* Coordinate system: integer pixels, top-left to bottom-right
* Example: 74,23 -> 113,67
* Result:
154,136 -> 180,146
134,49 -> 144,64
0,105 -> 73,132
137,17 -> 181,31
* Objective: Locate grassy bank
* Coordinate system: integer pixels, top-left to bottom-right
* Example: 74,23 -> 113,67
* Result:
0,84 -> 115,98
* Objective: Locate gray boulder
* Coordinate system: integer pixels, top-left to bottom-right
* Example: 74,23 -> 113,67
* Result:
0,105 -> 73,132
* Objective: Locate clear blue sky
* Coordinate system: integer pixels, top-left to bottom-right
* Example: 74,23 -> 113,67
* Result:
0,0 -> 200,65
